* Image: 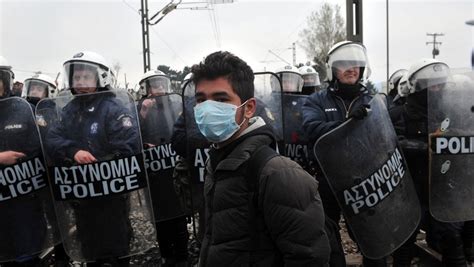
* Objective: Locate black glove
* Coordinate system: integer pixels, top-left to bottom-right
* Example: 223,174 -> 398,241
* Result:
347,104 -> 370,120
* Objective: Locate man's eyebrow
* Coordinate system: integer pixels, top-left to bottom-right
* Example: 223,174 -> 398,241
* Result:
195,91 -> 205,98
211,91 -> 230,98
195,91 -> 230,98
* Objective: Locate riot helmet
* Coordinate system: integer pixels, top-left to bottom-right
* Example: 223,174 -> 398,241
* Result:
62,51 -> 115,94
298,65 -> 320,94
397,72 -> 410,98
272,65 -> 304,93
181,73 -> 194,96
389,69 -> 408,91
0,56 -> 14,98
325,41 -> 371,84
407,58 -> 451,94
24,73 -> 57,104
139,70 -> 171,97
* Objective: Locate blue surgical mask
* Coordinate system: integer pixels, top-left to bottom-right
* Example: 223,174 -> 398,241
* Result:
194,100 -> 246,143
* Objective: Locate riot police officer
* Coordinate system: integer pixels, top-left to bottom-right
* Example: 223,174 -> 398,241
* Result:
23,73 -> 72,267
137,70 -> 188,266
272,65 -> 313,172
302,41 -> 390,267
0,57 -> 57,266
390,58 -> 468,266
387,69 -> 408,108
45,51 -> 140,267
23,73 -> 57,106
299,65 -> 321,94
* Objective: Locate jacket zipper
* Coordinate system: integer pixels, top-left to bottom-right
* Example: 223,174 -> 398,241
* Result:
334,95 -> 362,119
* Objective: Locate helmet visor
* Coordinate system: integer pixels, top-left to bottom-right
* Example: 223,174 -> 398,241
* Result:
25,80 -> 49,99
329,43 -> 371,80
0,69 -> 14,96
63,62 -> 101,91
280,72 -> 304,93
410,63 -> 452,92
302,73 -> 321,87
140,76 -> 171,96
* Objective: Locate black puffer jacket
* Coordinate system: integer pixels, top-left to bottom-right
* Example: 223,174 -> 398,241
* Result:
199,117 -> 330,267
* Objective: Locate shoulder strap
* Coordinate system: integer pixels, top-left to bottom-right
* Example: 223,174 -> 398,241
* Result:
245,145 -> 278,194
244,145 -> 278,264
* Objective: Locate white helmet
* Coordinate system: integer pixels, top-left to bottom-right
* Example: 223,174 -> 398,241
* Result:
407,58 -> 451,94
298,66 -> 321,87
138,69 -> 171,97
183,72 -> 193,83
325,41 -> 371,82
24,73 -> 57,100
389,69 -> 408,91
181,72 -> 194,93
273,65 -> 304,93
62,51 -> 115,92
0,56 -> 14,97
397,72 -> 410,98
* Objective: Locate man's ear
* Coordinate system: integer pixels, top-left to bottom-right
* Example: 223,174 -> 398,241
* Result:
244,97 -> 256,119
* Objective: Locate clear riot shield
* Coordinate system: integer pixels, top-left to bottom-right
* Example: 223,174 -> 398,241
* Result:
0,97 -> 58,262
253,72 -> 284,150
314,94 -> 421,259
137,93 -> 184,222
281,93 -> 312,172
182,80 -> 208,240
180,81 -> 206,241
429,71 -> 474,222
36,90 -> 156,262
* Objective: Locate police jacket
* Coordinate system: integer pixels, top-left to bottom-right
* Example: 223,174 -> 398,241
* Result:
0,97 -> 40,160
302,84 -> 372,145
46,92 -> 139,163
389,95 -> 429,203
137,95 -> 179,146
199,117 -> 330,267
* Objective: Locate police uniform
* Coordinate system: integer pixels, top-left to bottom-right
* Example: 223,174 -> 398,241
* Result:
390,91 -> 467,266
0,98 -> 48,264
281,93 -> 313,174
46,92 -> 138,262
137,95 -> 189,264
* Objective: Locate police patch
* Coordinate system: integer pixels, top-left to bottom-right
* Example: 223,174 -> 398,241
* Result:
90,122 -> 99,134
265,108 -> 275,121
122,117 -> 132,128
36,115 -> 47,127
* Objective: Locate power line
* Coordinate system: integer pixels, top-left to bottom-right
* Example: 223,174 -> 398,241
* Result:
122,0 -> 140,15
13,69 -> 57,76
212,6 -> 222,47
261,1 -> 320,65
207,7 -> 221,48
149,26 -> 187,65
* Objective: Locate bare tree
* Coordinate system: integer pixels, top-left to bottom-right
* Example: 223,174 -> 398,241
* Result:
299,3 -> 346,81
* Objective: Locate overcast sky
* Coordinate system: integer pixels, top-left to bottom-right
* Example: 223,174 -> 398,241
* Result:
1,0 -> 473,90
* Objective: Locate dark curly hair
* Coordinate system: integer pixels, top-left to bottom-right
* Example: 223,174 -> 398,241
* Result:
191,51 -> 254,102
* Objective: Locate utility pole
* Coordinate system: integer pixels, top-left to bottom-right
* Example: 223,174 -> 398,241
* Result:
426,33 -> 444,59
292,42 -> 296,66
140,0 -> 151,72
124,73 -> 129,90
139,0 -> 233,73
